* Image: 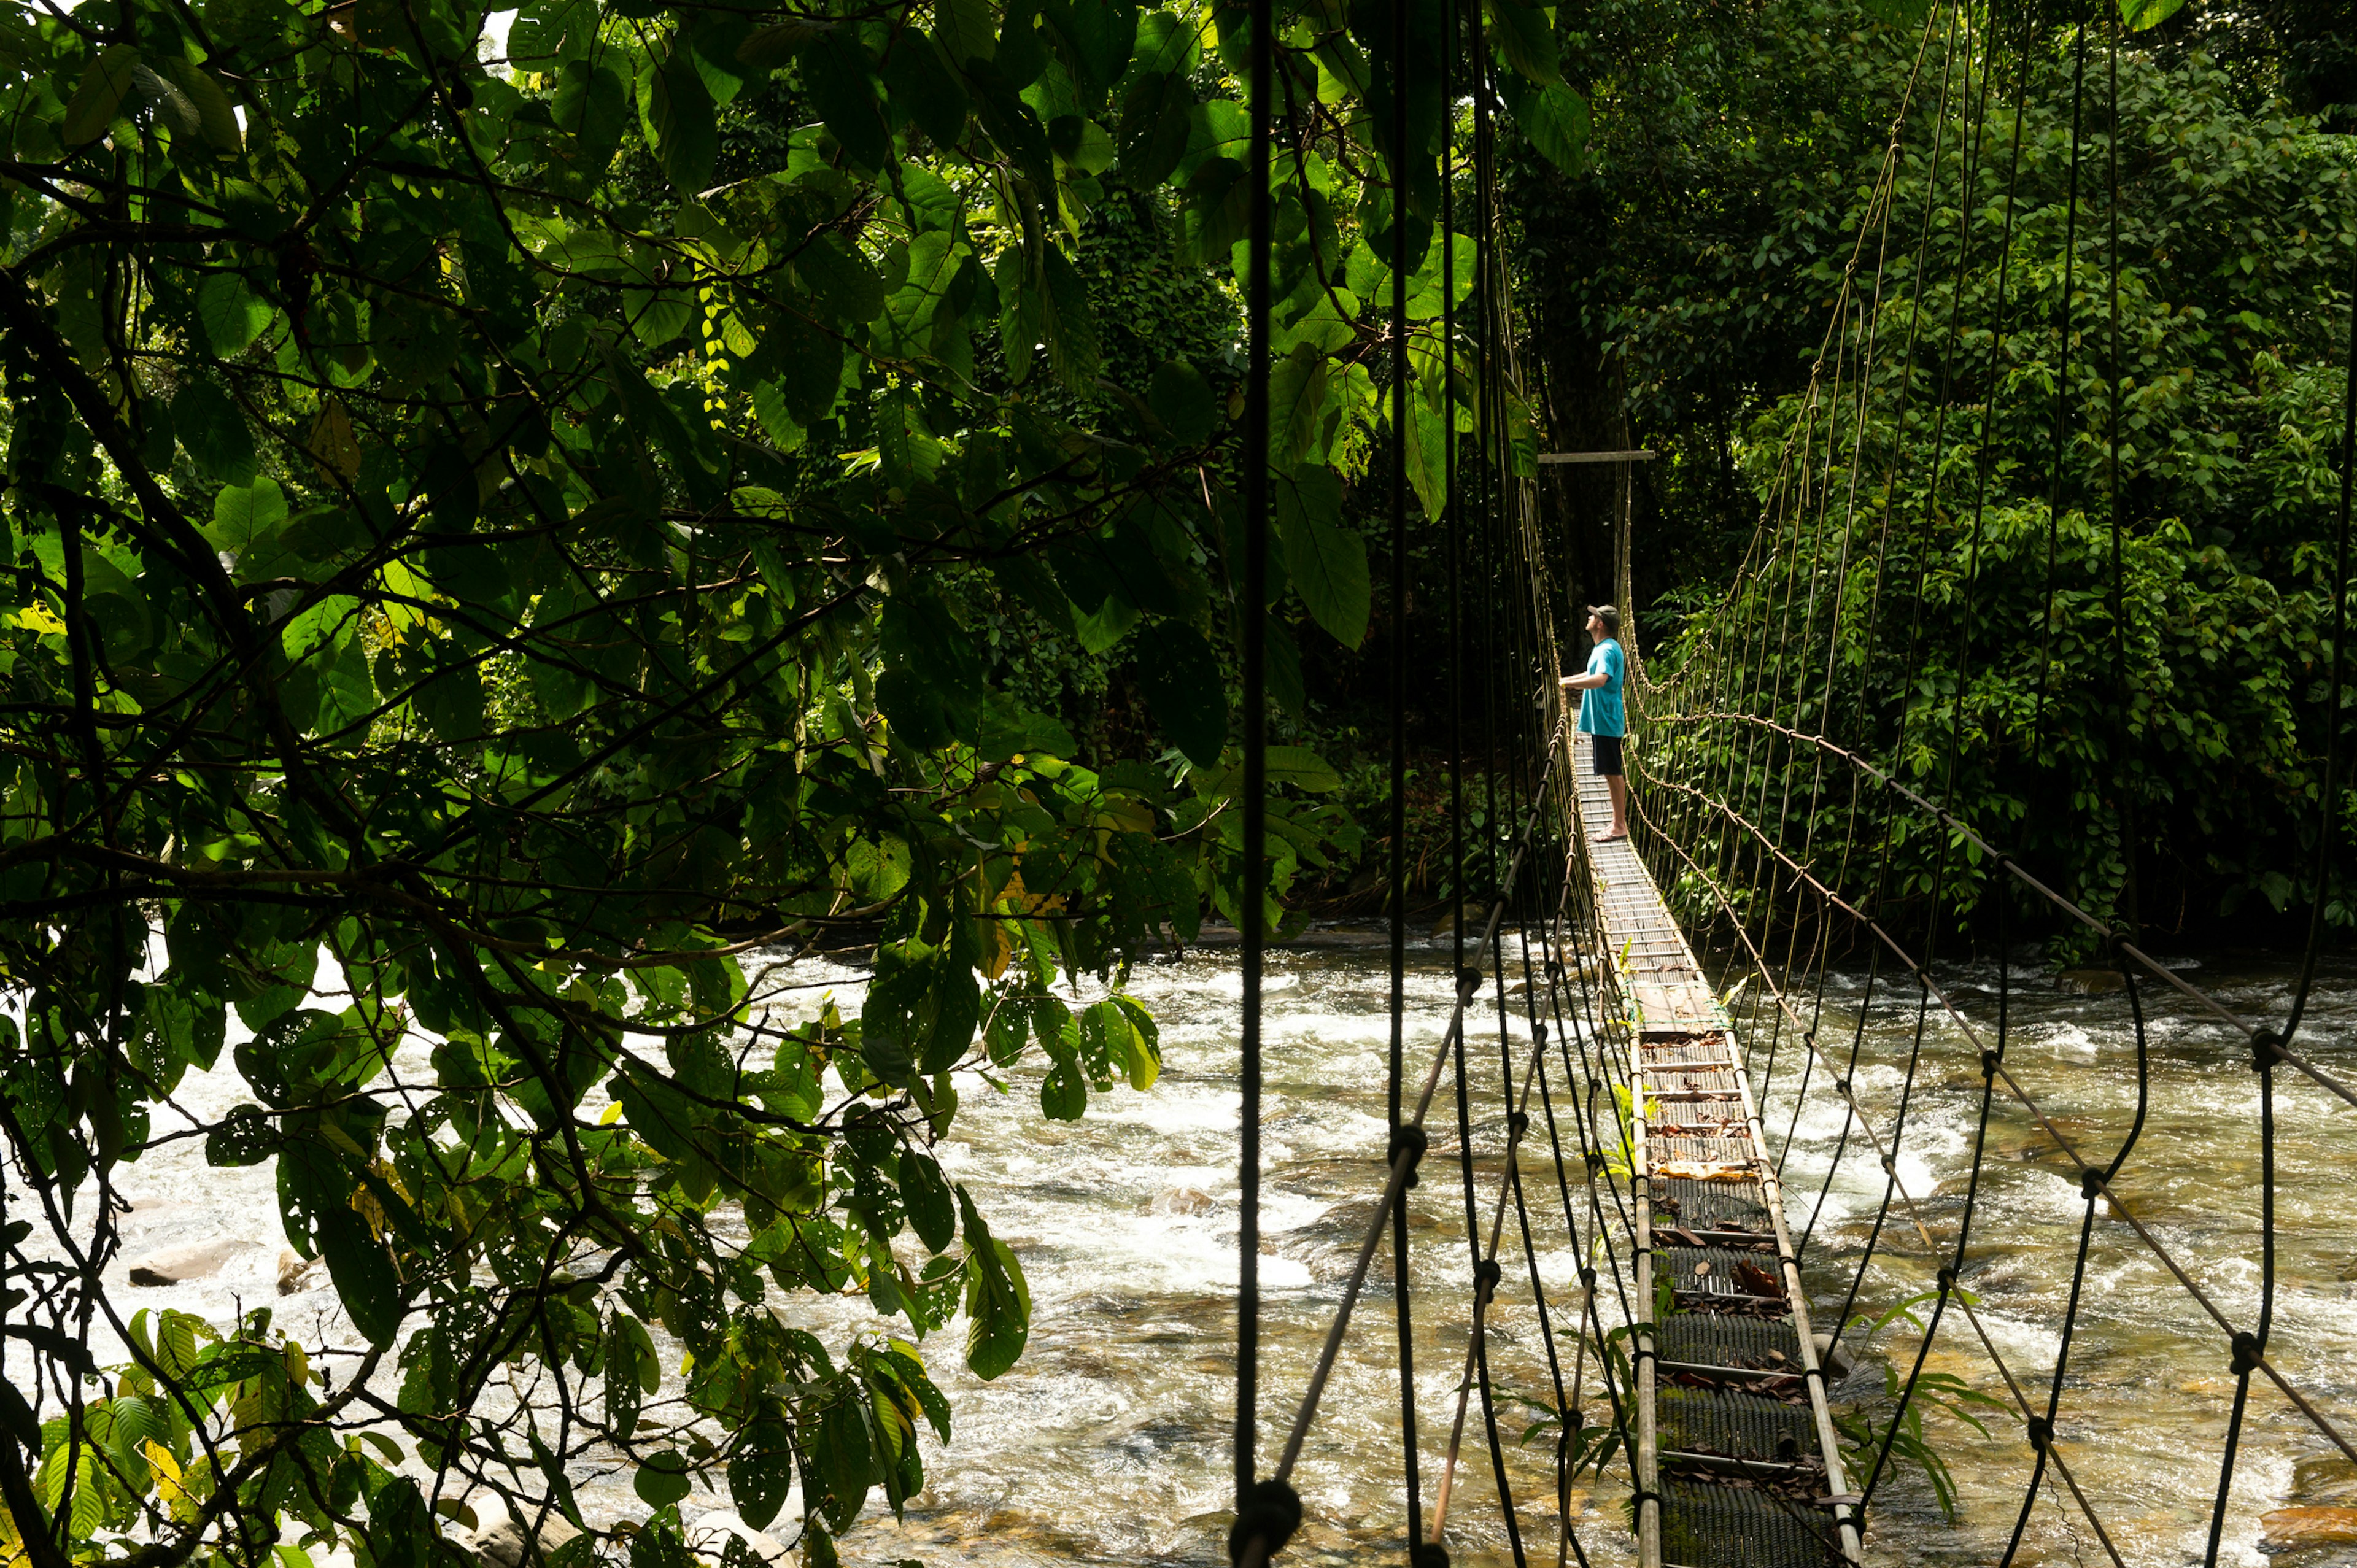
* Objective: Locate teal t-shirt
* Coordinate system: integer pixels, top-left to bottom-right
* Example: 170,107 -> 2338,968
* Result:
1577,639 -> 1626,737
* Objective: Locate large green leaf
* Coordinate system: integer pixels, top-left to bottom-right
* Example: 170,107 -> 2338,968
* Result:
896,1149 -> 956,1253
1504,76 -> 1589,174
814,1395 -> 873,1530
803,34 -> 890,171
1405,383 -> 1450,519
797,233 -> 888,323
1264,744 -> 1342,792
727,1423 -> 796,1530
1183,156 -> 1253,263
1484,0 -> 1560,84
511,0 -> 597,63
1040,0 -> 1136,96
60,45 -> 136,144
598,345 -> 722,509
934,0 -> 996,65
1117,69 -> 1192,187
604,1312 -> 645,1434
1274,467 -> 1369,647
149,58 -> 242,154
172,380 -> 257,483
1150,357 -> 1215,444
956,1188 -> 1031,1378
883,30 -> 968,149
196,272 -> 273,356
553,58 -> 629,171
1039,245 -> 1101,388
633,1451 -> 692,1508
644,45 -> 718,193
203,477 -> 288,557
1267,342 -> 1329,467
315,1206 -> 403,1346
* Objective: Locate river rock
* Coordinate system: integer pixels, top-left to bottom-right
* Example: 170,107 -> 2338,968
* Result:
127,1239 -> 250,1286
2262,1507 -> 2357,1550
2293,1455 -> 2357,1502
2054,968 -> 2126,996
277,1248 -> 324,1295
1148,1187 -> 1218,1216
466,1513 -> 582,1568
686,1507 -> 797,1564
1810,1332 -> 1858,1380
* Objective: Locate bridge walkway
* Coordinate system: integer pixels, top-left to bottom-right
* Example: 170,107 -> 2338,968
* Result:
1573,733 -> 1864,1568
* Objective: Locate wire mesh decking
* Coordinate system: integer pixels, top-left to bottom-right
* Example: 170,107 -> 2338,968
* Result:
1574,733 -> 1861,1568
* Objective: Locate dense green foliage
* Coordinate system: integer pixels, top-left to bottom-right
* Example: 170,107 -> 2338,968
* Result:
1517,0 -> 2357,943
0,0 -> 1587,1561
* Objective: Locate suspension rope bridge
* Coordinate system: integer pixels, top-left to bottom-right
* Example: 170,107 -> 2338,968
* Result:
1213,0 -> 2357,1564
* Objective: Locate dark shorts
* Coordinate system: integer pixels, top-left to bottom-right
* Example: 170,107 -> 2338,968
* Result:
1591,735 -> 1624,776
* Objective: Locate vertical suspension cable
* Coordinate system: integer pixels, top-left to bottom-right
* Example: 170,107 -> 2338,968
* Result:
1859,875 -> 2012,1509
2102,0 -> 2137,941
2010,20 -> 2155,1561
2027,9 -> 2092,751
1443,0 -> 1463,982
1850,11 -> 2043,1464
1385,0 -> 1425,1554
1231,0 -> 1276,1551
2204,40 -> 2357,1563
1468,23 -> 1533,1554
2282,242 -> 2357,1051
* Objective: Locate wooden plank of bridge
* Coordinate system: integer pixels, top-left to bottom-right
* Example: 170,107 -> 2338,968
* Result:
1572,732 -> 1863,1568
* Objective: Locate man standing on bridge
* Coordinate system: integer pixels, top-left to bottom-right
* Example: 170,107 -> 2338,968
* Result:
1562,605 -> 1628,841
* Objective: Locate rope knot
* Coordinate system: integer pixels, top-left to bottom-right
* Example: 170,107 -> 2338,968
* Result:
1980,1048 -> 2000,1079
2229,1331 -> 2262,1377
2251,1028 -> 2283,1073
1411,1546 -> 1451,1568
1936,1264 -> 1958,1291
2079,1168 -> 2103,1202
1507,1110 -> 1530,1140
1457,965 -> 1485,996
1226,1478 -> 1302,1566
2026,1416 -> 2053,1452
1532,1019 -> 1548,1043
1474,1259 -> 1504,1294
1390,1124 -> 1429,1189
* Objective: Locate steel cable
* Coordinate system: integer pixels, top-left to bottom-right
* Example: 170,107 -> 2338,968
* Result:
1385,0 -> 1425,1553
1231,0 -> 1274,1539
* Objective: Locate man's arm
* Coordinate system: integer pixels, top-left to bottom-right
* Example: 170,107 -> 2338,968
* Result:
1561,671 -> 1608,690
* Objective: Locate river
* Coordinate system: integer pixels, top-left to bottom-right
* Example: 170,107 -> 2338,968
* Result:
53,934 -> 2357,1567
814,935 -> 2357,1568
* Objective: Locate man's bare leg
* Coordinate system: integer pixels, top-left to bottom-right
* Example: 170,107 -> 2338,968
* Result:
1608,775 -> 1628,840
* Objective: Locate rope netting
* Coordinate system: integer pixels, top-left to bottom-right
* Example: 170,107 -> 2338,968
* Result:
1221,0 -> 1665,1561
